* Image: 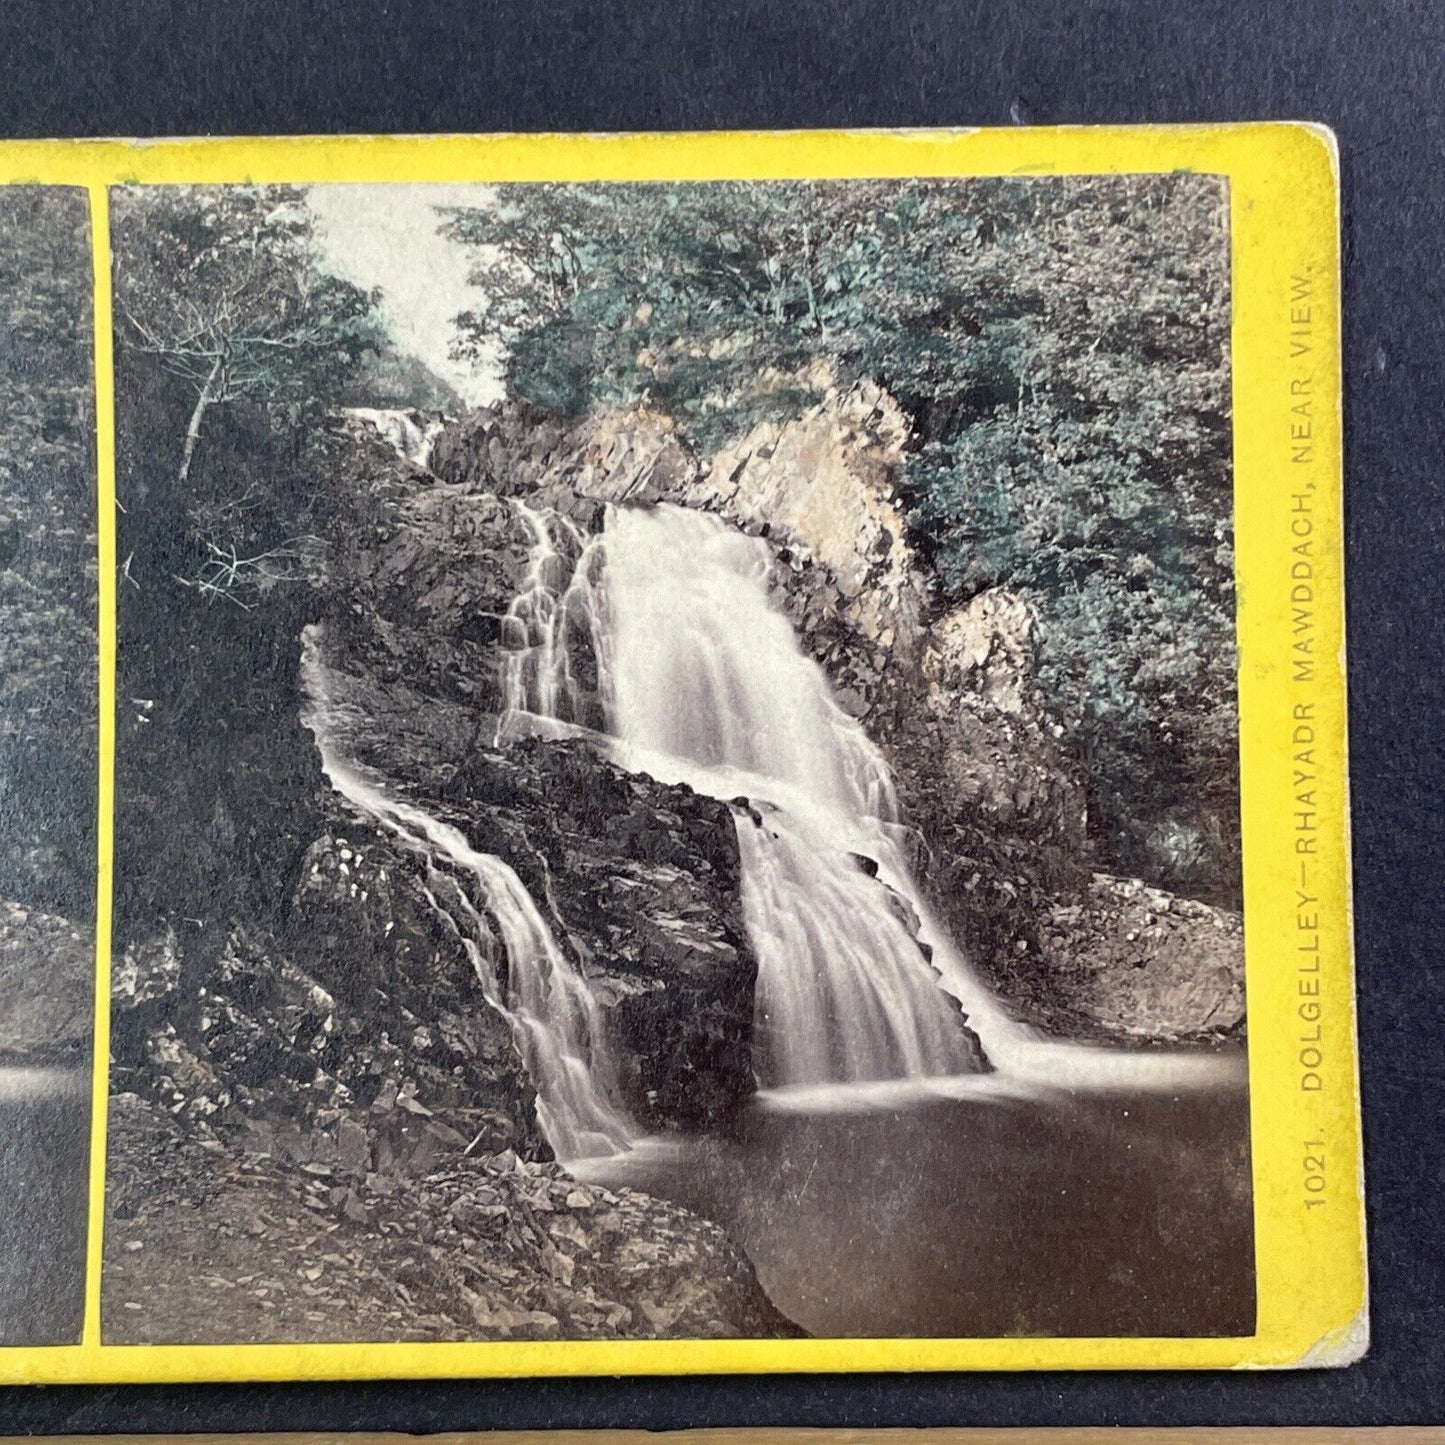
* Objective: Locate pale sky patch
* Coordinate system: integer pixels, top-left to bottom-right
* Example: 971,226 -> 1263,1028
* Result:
306,183 -> 504,408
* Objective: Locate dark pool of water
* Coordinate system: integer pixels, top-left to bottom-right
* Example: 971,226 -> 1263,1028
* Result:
582,1058 -> 1255,1338
0,1066 -> 90,1344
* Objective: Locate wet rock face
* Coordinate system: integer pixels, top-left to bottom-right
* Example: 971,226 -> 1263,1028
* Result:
285,830 -> 548,1159
309,517 -> 761,1137
446,737 -> 757,1134
111,823 -> 550,1181
112,722 -> 758,1201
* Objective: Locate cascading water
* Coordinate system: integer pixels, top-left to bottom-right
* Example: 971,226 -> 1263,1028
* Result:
341,407 -> 445,470
300,628 -> 636,1162
601,505 -> 1015,1085
471,501 -> 1250,1341
495,504 -> 611,741
502,499 -> 1022,1087
303,495 -> 1229,1171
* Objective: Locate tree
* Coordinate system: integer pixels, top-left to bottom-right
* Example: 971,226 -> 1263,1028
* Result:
113,186 -> 382,485
443,176 -> 1239,898
442,181 -> 885,420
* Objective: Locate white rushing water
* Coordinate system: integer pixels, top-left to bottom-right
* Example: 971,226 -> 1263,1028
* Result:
341,407 -> 445,470
303,495 -> 1238,1168
506,501 -> 1242,1097
600,505 -> 1022,1085
495,506 -> 610,741
300,630 -> 636,1162
500,501 -> 1021,1085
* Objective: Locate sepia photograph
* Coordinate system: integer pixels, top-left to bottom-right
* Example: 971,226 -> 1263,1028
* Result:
101,174 -> 1252,1344
0,185 -> 98,1346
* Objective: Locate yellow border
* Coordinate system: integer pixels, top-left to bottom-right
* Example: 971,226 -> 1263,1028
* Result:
0,124 -> 1360,1382
83,181 -> 117,1349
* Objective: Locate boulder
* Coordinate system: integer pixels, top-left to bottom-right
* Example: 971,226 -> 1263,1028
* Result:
444,736 -> 759,1133
1031,873 -> 1246,1043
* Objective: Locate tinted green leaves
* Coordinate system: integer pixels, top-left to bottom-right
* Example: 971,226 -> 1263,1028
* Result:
448,174 -> 1237,895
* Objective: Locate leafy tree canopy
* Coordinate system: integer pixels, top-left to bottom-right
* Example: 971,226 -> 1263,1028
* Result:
445,176 -> 1237,897
112,186 -> 403,609
113,186 -> 386,483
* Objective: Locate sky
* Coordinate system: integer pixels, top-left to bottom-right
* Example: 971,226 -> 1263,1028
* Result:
306,182 -> 504,407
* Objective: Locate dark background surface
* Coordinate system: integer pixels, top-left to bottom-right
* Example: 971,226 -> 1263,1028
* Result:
0,0 -> 1440,1429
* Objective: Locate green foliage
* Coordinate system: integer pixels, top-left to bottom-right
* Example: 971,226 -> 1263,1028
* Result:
110,189 -> 408,939
113,186 -> 386,487
112,186 -> 393,608
445,175 -> 1237,895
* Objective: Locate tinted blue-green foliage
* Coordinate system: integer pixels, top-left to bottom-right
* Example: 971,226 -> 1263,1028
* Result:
446,176 -> 1236,896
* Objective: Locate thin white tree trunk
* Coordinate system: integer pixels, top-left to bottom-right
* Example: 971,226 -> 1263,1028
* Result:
178,357 -> 223,484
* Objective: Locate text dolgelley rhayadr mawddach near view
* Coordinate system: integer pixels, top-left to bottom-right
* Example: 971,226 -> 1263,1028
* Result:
93,173 -> 1258,1345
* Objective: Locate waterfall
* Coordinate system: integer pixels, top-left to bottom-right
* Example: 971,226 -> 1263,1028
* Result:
600,504 -> 1012,1086
300,628 -> 636,1162
341,407 -> 444,470
495,505 -> 611,741
503,500 -> 1018,1086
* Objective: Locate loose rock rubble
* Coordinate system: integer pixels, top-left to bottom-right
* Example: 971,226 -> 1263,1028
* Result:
103,1090 -> 796,1343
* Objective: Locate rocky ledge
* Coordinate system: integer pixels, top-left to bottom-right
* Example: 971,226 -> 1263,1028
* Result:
299,642 -> 763,1133
107,632 -> 789,1339
104,1091 -> 797,1343
1026,874 -> 1246,1043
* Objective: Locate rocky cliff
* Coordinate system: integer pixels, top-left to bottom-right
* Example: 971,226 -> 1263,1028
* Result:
108,414 -> 793,1341
432,384 -> 1243,1043
302,635 -> 760,1135
107,376 -> 1244,1341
